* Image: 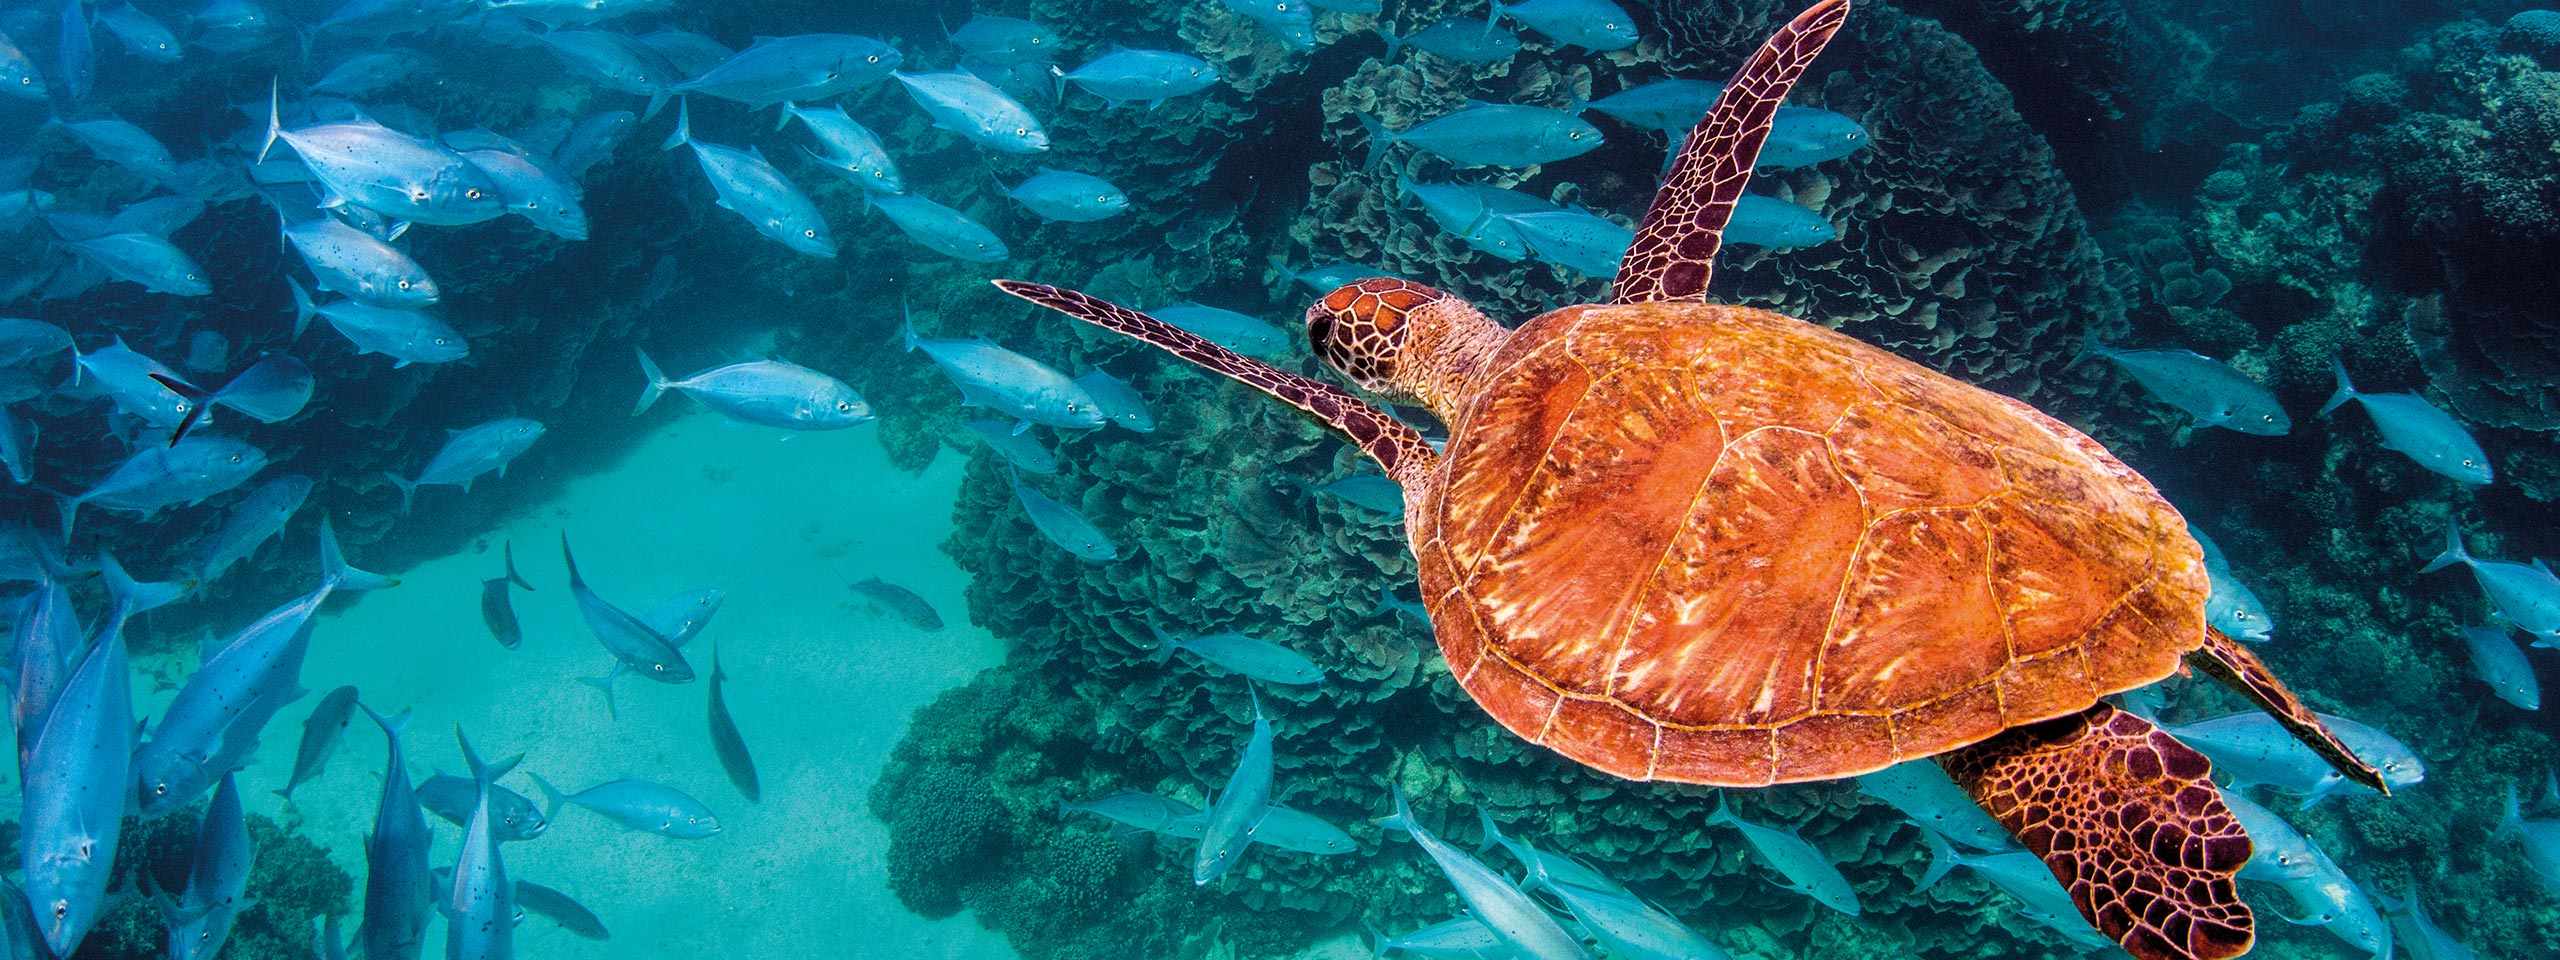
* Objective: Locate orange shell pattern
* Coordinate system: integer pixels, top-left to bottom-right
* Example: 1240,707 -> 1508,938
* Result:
1410,302 -> 2209,786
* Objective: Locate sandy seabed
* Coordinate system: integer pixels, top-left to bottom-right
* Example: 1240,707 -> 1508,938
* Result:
146,409 -> 1021,960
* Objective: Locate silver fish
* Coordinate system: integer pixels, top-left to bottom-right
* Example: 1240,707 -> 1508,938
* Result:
289,281 -> 466,367
1506,208 -> 1633,278
72,337 -> 199,427
2275,839 -> 2391,958
1581,79 -> 1718,131
480,541 -> 534,649
60,436 -> 267,537
2095,344 -> 2289,435
1932,842 -> 2115,950
2382,880 -> 2478,960
358,704 -> 431,960
192,474 -> 310,584
1195,692 -> 1274,885
962,418 -> 1058,474
2165,711 -> 2423,805
58,0 -> 92,101
153,772 -> 251,960
1310,475 -> 1404,518
707,645 -> 758,803
637,27 -> 729,76
1372,917 -> 1503,959
780,101 -> 902,194
63,232 -> 209,295
95,2 -> 181,61
2421,520 -> 2560,643
561,533 -> 694,682
1398,178 -> 1547,261
1060,791 -> 1197,834
553,110 -> 637,180
417,772 -> 547,842
2462,623 -> 2540,709
1854,759 -> 2014,853
1147,623 -> 1322,685
273,685 -> 358,801
1012,475 -> 1117,562
1704,794 -> 1859,915
537,29 -> 673,118
949,14 -> 1058,65
1073,370 -> 1153,432
2191,527 -> 2274,642
1383,789 -> 1593,960
868,192 -> 1006,261
1542,879 -> 1729,960
1378,16 -> 1519,64
461,149 -> 587,240
446,731 -> 517,960
1359,104 -> 1601,169
1725,194 -> 1835,248
2321,362 -> 2492,484
1053,49 -> 1216,108
1481,809 -> 1638,902
895,69 -> 1049,153
190,0 -> 273,54
0,406 -> 31,485
20,623 -> 130,957
532,775 -> 721,838
280,217 -> 439,309
261,88 -> 504,225
905,312 -> 1103,428
1220,0 -> 1315,49
661,100 -> 834,257
1497,0 -> 1635,51
1761,106 -> 1871,168
0,318 -> 71,365
674,33 -> 900,107
309,49 -> 426,97
52,115 -> 180,182
2501,783 -> 2560,894
0,30 -> 45,99
632,348 -> 869,429
1149,303 -> 1290,358
514,880 -> 608,940
2221,788 -> 2322,884
1002,168 -> 1127,222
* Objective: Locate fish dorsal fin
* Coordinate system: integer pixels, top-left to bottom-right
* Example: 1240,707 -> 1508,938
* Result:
993,281 -> 1438,484
1613,0 -> 1850,304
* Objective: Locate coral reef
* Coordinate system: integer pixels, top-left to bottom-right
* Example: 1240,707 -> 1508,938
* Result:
18,809 -> 353,960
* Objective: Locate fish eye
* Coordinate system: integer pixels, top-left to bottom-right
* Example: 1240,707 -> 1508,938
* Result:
154,784 -> 168,795
836,401 -> 852,411
397,279 -> 413,290
434,337 -> 450,345
865,55 -> 879,63
803,229 -> 816,238
50,901 -> 65,919
228,454 -> 242,463
411,188 -> 429,201
467,188 -> 483,200
1015,126 -> 1028,135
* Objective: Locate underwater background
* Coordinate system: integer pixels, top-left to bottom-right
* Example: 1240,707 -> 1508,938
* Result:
1,0 -> 2559,958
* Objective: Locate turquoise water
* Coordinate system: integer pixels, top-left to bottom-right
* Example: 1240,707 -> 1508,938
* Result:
5,1 -> 2560,959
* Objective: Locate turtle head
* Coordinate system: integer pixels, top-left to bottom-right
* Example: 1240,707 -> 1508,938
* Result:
1306,278 -> 1507,418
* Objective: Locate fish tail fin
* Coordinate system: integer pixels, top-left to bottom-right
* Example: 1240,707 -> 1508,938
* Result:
383,471 -> 417,514
1355,112 -> 1392,171
1705,789 -> 1735,827
2318,359 -> 2357,417
355,700 -> 408,740
575,673 -> 618,718
258,76 -> 281,164
55,490 -> 78,545
147,373 -> 210,445
641,89 -> 670,123
660,96 -> 690,151
1373,26 -> 1401,60
1047,64 -> 1064,106
559,532 -> 583,587
1914,825 -> 1958,893
2067,325 -> 2104,372
286,275 -> 314,340
1379,783 -> 1416,836
900,294 -> 920,352
502,540 -> 532,591
1145,622 -> 1177,663
711,641 -> 726,683
2502,781 -> 2526,838
2421,519 -> 2470,574
1473,806 -> 1508,855
632,346 -> 668,415
1486,0 -> 1503,25
775,101 -> 797,133
319,518 -> 399,592
528,771 -> 566,822
456,727 -> 521,784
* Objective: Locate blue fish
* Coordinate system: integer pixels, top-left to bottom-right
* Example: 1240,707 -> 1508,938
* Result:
51,115 -> 180,183
1073,370 -> 1153,433
1506,208 -> 1633,278
1705,794 -> 1859,915
1198,686 -> 1280,890
2421,520 -> 2560,643
1382,789 -> 1593,960
446,730 -> 517,960
1054,49 -> 1217,108
2191,527 -> 2274,642
1011,473 -> 1117,562
963,419 -> 1059,474
1220,0 -> 1315,49
151,771 -> 251,960
780,102 -> 902,194
417,773 -> 548,842
1060,790 -> 1198,833
1397,178 -> 1542,261
355,705 -> 429,960
634,349 -> 869,430
662,100 -> 835,258
1498,0 -> 1636,51
0,30 -> 44,100
2220,788 -> 2323,884
190,0 -> 276,54
894,70 -> 1048,154
1379,17 -> 1521,63
260,88 -> 504,225
1147,623 -> 1322,685
309,49 -> 426,97
2321,362 -> 2492,484
1854,759 -> 2013,854
1360,103 -> 1602,169
577,587 -> 725,713
273,685 -> 357,802
869,193 -> 1006,262
561,534 -> 694,684
1480,809 -> 1638,902
186,474 -> 306,586
949,14 -> 1058,65
1273,259 -> 1393,293
385,417 -> 546,512
2166,711 -> 2423,806
637,28 -> 730,76
289,280 -> 466,366
19,618 -> 129,957
9,579 -> 82,769
535,29 -> 674,119
461,149 -> 587,240
1310,475 -> 1404,518
2462,624 -> 2540,710
59,436 -> 268,538
1149,303 -> 1292,358
554,110 -> 638,180
2094,343 -> 2289,435
196,353 -> 315,426
95,2 -> 181,61
905,309 -> 1104,429
0,405 -> 31,485
1002,168 -> 1129,222
531,775 -> 721,838
72,336 -> 197,428
1928,841 -> 2115,950
281,216 -> 440,309
1761,106 -> 1870,168
1581,79 -> 1718,131
63,232 -> 210,295
2276,839 -> 2392,958
673,34 -> 900,107
0,318 -> 71,365
1725,194 -> 1836,248
57,0 -> 92,101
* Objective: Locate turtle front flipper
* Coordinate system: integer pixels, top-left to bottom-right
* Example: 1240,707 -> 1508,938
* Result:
1940,702 -> 2255,960
2186,626 -> 2388,793
992,281 -> 1440,483
1614,0 -> 1851,305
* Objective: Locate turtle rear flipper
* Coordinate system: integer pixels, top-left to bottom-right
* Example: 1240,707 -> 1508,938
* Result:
993,280 -> 1439,482
1615,0 -> 1851,304
2187,626 -> 2388,793
1941,702 -> 2255,960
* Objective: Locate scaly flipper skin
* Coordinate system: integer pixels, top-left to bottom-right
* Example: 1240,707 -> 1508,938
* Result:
1613,0 -> 1851,304
991,281 -> 1440,482
1941,702 -> 2255,960
2186,627 -> 2386,793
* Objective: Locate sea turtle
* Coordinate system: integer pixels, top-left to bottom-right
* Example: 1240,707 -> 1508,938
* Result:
993,3 -> 2383,958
